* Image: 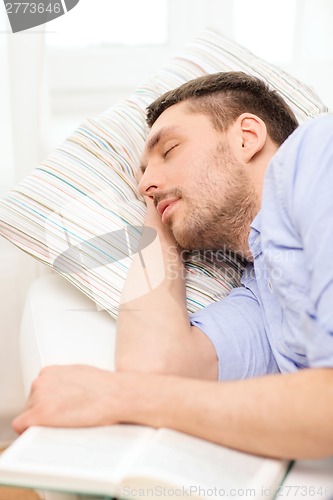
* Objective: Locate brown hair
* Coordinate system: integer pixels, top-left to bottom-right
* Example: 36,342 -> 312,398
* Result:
146,72 -> 298,145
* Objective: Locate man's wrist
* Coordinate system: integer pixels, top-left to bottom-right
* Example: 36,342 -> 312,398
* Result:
110,372 -> 156,425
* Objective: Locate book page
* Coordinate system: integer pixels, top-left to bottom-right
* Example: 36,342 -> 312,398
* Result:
121,428 -> 287,500
279,458 -> 333,499
0,425 -> 155,495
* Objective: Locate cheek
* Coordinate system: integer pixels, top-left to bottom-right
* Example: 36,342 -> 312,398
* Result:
171,150 -> 218,198
182,151 -> 208,182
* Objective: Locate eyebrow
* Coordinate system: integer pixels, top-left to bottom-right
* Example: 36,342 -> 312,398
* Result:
139,126 -> 182,173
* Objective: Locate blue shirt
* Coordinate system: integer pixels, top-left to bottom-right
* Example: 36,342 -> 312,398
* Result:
190,114 -> 333,381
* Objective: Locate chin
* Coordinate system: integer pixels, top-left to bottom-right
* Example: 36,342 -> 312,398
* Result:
171,218 -> 228,251
172,230 -> 210,251
171,230 -> 192,250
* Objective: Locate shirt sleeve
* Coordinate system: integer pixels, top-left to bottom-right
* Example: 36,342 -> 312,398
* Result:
190,274 -> 279,381
285,115 -> 333,368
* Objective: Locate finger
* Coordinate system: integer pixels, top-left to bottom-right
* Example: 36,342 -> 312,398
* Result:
12,410 -> 36,435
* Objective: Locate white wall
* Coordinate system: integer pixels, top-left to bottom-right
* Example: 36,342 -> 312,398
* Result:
46,0 -> 333,122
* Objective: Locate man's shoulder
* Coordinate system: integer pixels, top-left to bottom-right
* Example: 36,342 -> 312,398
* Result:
278,113 -> 333,160
262,113 -> 333,228
267,113 -> 333,180
293,112 -> 333,142
298,112 -> 333,131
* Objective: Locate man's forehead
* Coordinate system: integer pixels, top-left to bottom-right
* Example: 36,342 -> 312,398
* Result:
142,101 -> 202,148
144,101 -> 193,147
146,125 -> 182,151
140,103 -> 213,168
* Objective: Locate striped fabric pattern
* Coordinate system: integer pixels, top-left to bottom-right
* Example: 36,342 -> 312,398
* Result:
0,28 -> 327,319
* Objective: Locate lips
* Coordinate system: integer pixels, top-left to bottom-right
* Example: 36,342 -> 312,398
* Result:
156,198 -> 180,223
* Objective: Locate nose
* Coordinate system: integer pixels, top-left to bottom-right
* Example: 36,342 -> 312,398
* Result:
138,164 -> 163,199
138,173 -> 155,198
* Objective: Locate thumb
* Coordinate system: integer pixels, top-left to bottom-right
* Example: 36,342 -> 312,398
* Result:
12,410 -> 34,435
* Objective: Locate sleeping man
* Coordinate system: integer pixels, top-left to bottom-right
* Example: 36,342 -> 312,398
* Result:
13,72 -> 333,459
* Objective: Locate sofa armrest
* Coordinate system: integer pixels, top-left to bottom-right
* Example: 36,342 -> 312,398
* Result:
19,273 -> 116,397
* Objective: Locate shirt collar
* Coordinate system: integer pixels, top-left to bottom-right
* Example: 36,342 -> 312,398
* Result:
250,210 -> 261,233
248,211 -> 262,258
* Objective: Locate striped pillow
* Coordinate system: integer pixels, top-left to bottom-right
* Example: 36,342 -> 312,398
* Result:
0,28 -> 327,319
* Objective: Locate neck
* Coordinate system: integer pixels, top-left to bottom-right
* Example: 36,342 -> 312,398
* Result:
252,141 -> 278,205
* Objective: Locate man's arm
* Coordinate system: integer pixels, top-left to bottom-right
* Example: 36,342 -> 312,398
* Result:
116,199 -> 218,380
116,199 -> 277,381
12,365 -> 333,459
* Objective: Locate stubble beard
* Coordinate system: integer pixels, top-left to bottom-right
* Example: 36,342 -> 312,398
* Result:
169,143 -> 259,258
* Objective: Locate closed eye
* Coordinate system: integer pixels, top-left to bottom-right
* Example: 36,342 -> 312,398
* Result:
163,144 -> 178,158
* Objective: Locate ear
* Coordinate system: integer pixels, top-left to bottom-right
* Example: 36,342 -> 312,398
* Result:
235,113 -> 268,163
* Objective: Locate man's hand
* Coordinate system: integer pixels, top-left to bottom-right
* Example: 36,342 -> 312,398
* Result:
12,365 -> 130,434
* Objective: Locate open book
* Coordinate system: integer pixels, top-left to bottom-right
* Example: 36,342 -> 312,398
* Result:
0,425 -> 289,499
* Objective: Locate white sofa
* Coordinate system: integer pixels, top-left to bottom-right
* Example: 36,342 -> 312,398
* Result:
20,273 -> 117,397
19,273 -> 117,500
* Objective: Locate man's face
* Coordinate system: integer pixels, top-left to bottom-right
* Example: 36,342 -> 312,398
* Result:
138,102 -> 258,255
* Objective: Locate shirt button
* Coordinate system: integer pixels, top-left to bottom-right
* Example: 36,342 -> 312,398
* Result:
267,280 -> 273,293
